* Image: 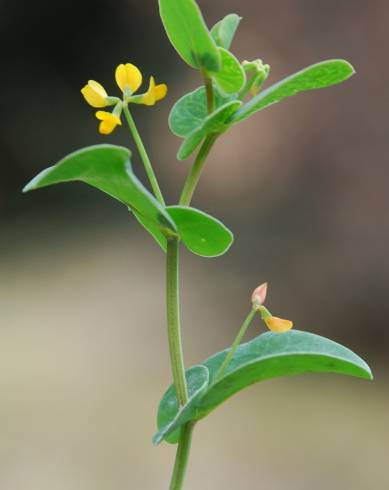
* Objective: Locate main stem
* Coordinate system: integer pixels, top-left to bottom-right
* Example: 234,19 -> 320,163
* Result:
166,238 -> 188,406
169,422 -> 195,490
123,104 -> 166,206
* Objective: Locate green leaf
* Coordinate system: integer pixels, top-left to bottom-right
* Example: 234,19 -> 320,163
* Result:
23,145 -> 176,233
158,0 -> 220,72
211,48 -> 246,94
155,330 -> 372,444
211,13 -> 241,50
154,365 -> 209,445
177,100 -> 241,160
135,206 -> 234,258
169,86 -> 231,138
232,59 -> 355,123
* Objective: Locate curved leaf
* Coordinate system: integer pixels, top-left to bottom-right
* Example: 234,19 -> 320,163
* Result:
158,0 -> 220,72
23,145 -> 176,233
169,86 -> 231,138
177,100 -> 241,160
211,47 -> 246,94
168,206 -> 233,257
232,59 -> 355,123
135,206 -> 234,257
155,330 -> 372,443
154,365 -> 209,445
211,13 -> 241,50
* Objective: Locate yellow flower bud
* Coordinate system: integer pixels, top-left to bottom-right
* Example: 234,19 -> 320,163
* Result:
264,316 -> 293,333
81,80 -> 109,108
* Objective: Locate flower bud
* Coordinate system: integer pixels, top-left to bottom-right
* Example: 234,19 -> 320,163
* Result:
251,282 -> 268,309
264,316 -> 293,333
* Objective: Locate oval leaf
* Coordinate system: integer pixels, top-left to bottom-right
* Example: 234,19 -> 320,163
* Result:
23,145 -> 176,233
155,330 -> 372,443
232,59 -> 355,123
211,48 -> 246,94
211,13 -> 241,50
154,365 -> 209,445
158,0 -> 220,72
177,100 -> 241,160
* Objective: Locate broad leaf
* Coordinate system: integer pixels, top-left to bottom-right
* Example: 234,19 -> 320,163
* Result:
211,48 -> 246,94
135,206 -> 234,258
158,0 -> 220,72
169,86 -> 231,138
177,100 -> 241,160
155,330 -> 372,444
154,365 -> 209,445
211,13 -> 241,50
23,145 -> 176,233
232,59 -> 355,123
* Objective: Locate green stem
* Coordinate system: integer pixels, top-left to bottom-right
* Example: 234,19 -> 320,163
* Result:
213,308 -> 257,383
179,134 -> 218,206
166,238 -> 188,406
169,422 -> 195,490
203,74 -> 214,113
123,104 -> 166,207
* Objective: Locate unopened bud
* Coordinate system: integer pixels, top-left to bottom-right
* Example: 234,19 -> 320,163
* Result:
251,282 -> 268,309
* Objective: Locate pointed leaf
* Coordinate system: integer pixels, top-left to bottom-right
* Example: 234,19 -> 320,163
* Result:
158,0 -> 220,72
23,145 -> 176,233
211,13 -> 241,50
211,48 -> 246,94
154,365 -> 209,445
232,59 -> 355,123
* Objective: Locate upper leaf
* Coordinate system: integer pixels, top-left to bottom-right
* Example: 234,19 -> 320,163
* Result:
134,205 -> 234,258
23,145 -> 176,233
155,330 -> 372,444
158,0 -> 220,72
211,13 -> 241,50
231,59 -> 355,123
211,47 -> 246,95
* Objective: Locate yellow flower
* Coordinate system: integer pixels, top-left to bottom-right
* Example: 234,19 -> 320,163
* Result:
95,111 -> 122,135
81,80 -> 110,108
264,316 -> 293,333
141,76 -> 168,106
115,63 -> 143,93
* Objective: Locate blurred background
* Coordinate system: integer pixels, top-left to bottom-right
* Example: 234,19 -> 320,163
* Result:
1,0 -> 388,488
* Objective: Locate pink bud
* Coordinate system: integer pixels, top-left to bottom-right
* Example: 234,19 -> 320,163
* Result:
251,282 -> 268,308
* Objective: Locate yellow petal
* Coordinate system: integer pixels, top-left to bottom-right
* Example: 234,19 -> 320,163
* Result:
81,80 -> 108,108
264,316 -> 293,333
95,111 -> 121,135
141,76 -> 157,106
115,63 -> 142,93
155,83 -> 168,102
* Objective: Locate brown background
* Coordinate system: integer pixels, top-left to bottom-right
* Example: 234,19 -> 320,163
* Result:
1,1 -> 388,488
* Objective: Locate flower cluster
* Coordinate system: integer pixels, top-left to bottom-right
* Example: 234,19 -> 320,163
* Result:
81,63 -> 167,135
251,282 -> 293,333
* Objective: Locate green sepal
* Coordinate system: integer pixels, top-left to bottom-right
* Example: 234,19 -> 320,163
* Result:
232,59 -> 355,123
134,205 -> 234,258
155,330 -> 372,444
158,0 -> 220,72
211,47 -> 246,95
23,145 -> 176,233
211,13 -> 241,50
154,365 -> 209,445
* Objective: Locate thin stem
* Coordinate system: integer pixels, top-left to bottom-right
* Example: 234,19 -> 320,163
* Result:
169,422 -> 195,490
166,238 -> 188,406
213,308 -> 257,383
122,104 -> 166,207
203,74 -> 214,113
179,134 -> 218,206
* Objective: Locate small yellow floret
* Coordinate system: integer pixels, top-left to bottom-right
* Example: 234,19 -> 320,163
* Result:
81,80 -> 109,108
264,316 -> 293,333
95,111 -> 122,135
141,76 -> 168,106
115,63 -> 142,93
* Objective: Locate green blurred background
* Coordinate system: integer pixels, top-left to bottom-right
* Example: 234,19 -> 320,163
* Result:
1,0 -> 388,488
